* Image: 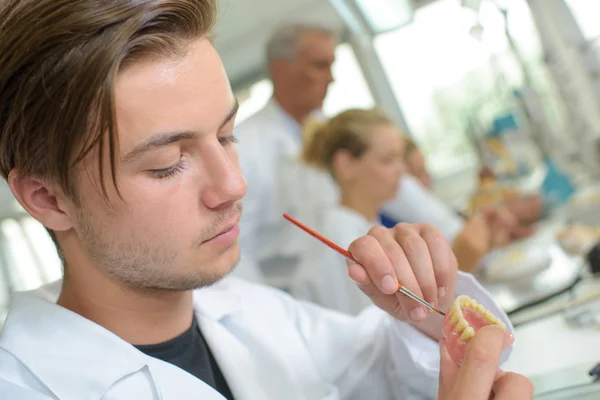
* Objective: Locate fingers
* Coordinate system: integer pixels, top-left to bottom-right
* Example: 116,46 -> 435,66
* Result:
438,327 -> 531,400
391,225 -> 436,306
418,224 -> 453,300
451,326 -> 506,399
449,249 -> 459,279
347,262 -> 369,286
495,206 -> 519,230
349,226 -> 418,319
486,206 -> 521,248
438,339 -> 460,399
464,213 -> 491,251
347,262 -> 407,319
484,209 -> 510,247
348,223 -> 454,323
370,225 -> 429,320
492,372 -> 534,400
506,195 -> 543,224
511,225 -> 535,239
348,233 -> 399,295
491,227 -> 511,248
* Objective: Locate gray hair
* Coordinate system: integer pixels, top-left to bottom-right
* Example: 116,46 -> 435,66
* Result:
266,23 -> 337,65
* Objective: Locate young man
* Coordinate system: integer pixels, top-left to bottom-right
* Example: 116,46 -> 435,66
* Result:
0,1 -> 532,399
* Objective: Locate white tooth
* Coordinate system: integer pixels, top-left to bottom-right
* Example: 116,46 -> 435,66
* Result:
450,299 -> 463,318
484,311 -> 498,324
459,296 -> 471,308
448,302 -> 457,316
495,319 -> 507,330
452,299 -> 461,310
446,308 -> 455,322
460,327 -> 475,341
456,295 -> 468,305
451,312 -> 462,325
455,318 -> 469,333
477,304 -> 486,315
449,295 -> 506,338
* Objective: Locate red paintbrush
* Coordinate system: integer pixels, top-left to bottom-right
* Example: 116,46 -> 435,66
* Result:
283,213 -> 445,316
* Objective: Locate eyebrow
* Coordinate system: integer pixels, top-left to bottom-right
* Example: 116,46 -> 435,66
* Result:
121,99 -> 239,164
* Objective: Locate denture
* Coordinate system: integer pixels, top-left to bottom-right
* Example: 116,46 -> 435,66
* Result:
442,295 -> 514,365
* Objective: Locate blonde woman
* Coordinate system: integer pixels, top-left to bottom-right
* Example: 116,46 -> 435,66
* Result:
291,109 -> 406,313
292,109 -> 514,314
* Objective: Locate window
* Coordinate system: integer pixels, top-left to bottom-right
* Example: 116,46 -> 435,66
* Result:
374,0 -> 560,180
234,43 -> 374,125
235,79 -> 273,126
0,214 -> 62,323
323,44 -> 375,117
565,0 -> 600,41
354,0 -> 413,35
375,0 -> 481,178
0,217 -> 61,289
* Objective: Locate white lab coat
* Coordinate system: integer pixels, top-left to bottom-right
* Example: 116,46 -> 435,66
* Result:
292,205 -> 375,314
0,276 -> 512,400
236,101 -> 466,288
236,99 -> 335,287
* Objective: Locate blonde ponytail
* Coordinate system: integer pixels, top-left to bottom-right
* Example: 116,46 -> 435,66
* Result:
300,108 -> 392,176
403,135 -> 418,157
302,119 -> 329,169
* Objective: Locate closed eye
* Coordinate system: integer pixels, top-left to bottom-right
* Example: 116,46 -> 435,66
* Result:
148,158 -> 186,179
219,135 -> 238,145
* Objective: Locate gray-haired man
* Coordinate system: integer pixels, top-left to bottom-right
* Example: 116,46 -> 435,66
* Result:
235,24 -> 338,284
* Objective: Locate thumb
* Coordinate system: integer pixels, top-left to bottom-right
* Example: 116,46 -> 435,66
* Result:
438,339 -> 459,399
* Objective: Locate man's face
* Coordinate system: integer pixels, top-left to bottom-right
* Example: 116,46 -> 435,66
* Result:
287,32 -> 336,112
69,38 -> 247,291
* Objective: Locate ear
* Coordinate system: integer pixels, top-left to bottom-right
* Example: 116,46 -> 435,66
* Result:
332,149 -> 358,182
8,170 -> 75,232
270,59 -> 292,79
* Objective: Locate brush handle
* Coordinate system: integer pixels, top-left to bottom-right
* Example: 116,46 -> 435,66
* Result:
399,286 -> 446,316
282,213 -> 445,316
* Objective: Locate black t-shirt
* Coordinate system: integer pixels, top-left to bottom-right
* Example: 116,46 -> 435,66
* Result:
134,317 -> 235,399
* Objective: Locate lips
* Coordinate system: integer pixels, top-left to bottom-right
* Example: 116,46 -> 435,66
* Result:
442,295 -> 514,365
203,216 -> 240,244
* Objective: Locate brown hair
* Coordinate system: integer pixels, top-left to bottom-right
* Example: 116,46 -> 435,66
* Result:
403,136 -> 419,158
0,0 -> 217,202
302,109 -> 392,175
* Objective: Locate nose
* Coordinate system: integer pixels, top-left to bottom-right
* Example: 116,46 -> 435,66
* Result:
200,141 -> 248,210
326,66 -> 334,84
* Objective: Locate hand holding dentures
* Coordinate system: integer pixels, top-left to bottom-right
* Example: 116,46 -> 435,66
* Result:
345,223 -> 532,399
439,325 -> 533,399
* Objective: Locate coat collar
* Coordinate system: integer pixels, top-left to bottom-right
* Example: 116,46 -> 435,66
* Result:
0,293 -> 149,399
192,277 -> 243,320
263,98 -> 303,141
0,277 -> 245,399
